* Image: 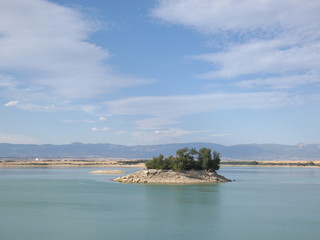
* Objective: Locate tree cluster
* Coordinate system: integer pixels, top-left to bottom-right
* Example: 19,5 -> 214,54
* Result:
145,147 -> 221,171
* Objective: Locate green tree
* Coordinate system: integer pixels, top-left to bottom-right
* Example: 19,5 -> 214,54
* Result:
198,147 -> 213,170
173,148 -> 189,171
145,154 -> 166,169
197,148 -> 220,171
145,147 -> 221,171
212,151 -> 221,170
164,155 -> 175,169
175,147 -> 198,170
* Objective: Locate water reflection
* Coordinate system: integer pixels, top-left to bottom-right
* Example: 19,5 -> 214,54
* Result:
140,184 -> 222,239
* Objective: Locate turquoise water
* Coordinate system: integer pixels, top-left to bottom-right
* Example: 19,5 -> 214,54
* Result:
1,167 -> 320,240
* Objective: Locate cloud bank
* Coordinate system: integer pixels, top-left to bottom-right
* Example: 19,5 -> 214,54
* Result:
106,92 -> 302,129
152,0 -> 320,33
0,0 -> 149,104
152,0 -> 320,89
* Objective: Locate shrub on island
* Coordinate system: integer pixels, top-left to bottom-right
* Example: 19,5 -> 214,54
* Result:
145,147 -> 221,171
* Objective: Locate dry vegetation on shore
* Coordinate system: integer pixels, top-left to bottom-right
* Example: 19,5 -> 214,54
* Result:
221,160 -> 320,167
1,159 -> 320,168
0,159 -> 145,168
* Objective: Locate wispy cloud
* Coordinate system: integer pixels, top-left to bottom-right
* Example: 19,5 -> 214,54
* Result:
91,127 -> 99,132
135,117 -> 181,130
0,0 -> 151,105
193,37 -> 320,80
3,100 -> 56,111
0,133 -> 38,144
152,0 -> 320,90
236,74 -> 320,89
62,119 -> 95,124
98,117 -> 108,122
152,0 -> 320,34
115,131 -> 128,135
130,128 -> 205,145
106,92 -> 303,129
3,101 -> 19,107
90,126 -> 109,132
153,128 -> 202,136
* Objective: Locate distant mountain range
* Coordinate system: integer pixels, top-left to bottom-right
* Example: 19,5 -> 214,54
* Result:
1,142 -> 320,160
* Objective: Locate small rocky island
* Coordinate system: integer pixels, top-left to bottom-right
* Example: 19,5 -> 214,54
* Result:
114,169 -> 230,184
114,147 -> 231,184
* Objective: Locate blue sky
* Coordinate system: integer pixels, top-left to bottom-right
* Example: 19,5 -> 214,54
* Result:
1,0 -> 320,145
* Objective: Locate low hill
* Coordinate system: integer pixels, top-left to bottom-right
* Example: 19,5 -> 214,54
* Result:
1,142 -> 320,160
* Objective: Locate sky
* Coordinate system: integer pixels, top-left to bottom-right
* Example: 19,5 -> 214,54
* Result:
0,0 -> 320,146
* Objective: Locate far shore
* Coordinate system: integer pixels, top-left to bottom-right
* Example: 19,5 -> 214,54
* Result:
0,159 -> 319,168
221,160 -> 320,168
0,160 -> 145,168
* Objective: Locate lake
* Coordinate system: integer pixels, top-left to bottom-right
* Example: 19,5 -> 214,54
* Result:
0,167 -> 320,240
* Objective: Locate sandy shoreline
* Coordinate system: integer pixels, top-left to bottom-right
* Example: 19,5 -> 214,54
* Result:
221,160 -> 320,168
1,160 -> 319,168
0,161 -> 145,168
222,164 -> 320,168
90,170 -> 125,174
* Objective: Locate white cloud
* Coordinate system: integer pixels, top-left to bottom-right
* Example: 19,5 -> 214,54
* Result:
236,74 -> 320,89
152,0 -> 320,89
91,126 -> 110,132
4,100 -> 19,107
79,105 -> 100,113
194,37 -> 320,79
0,0 -> 150,104
91,127 -> 99,132
115,131 -> 128,135
135,117 -> 181,130
131,128 -> 203,145
99,117 -> 107,122
153,128 -> 197,136
152,0 -> 320,34
154,130 -> 172,134
106,92 -> 302,129
62,119 -> 94,124
4,100 -> 55,111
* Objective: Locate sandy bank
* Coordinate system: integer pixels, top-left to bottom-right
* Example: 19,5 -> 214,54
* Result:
90,170 -> 125,174
221,160 -> 320,168
113,169 -> 231,184
0,161 -> 145,168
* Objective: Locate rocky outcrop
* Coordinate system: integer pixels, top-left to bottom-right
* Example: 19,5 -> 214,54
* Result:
113,169 -> 231,184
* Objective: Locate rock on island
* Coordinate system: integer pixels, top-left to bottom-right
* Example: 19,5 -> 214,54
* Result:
113,169 -> 231,184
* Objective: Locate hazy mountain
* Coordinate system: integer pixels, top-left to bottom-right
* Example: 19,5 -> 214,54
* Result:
1,142 -> 320,160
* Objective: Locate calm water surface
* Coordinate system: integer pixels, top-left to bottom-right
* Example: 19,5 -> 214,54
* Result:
0,167 -> 320,240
